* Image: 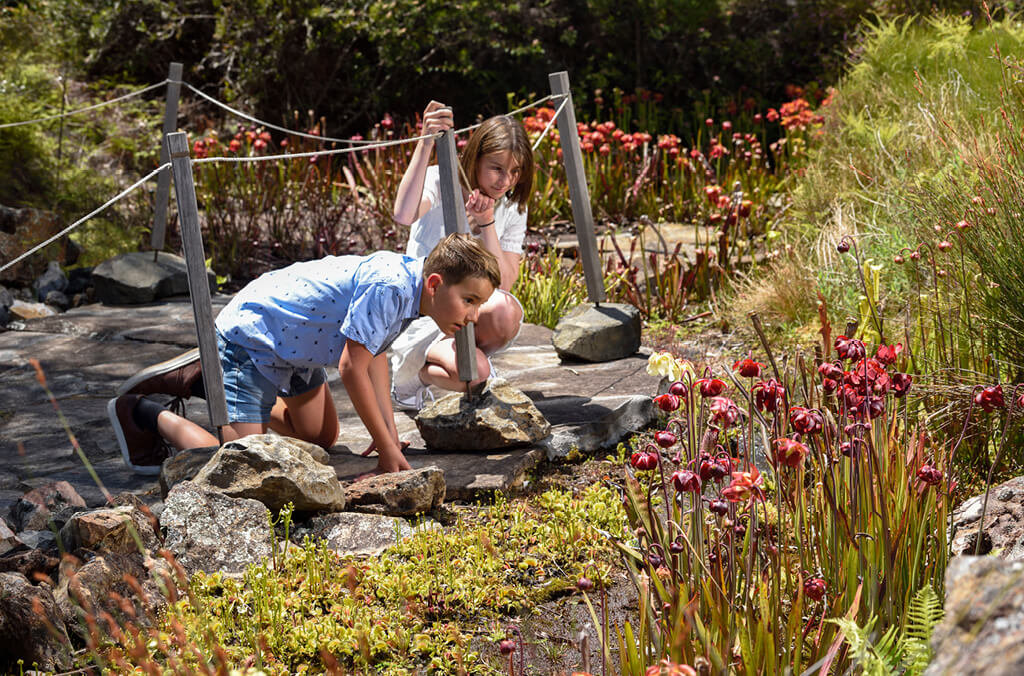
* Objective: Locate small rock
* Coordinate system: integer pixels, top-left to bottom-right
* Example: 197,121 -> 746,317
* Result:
307,512 -> 422,556
8,299 -> 57,320
34,260 -> 67,302
0,548 -> 60,584
16,529 -> 57,552
542,394 -> 654,460
416,380 -> 550,451
60,504 -> 160,556
9,480 -> 87,532
551,302 -> 641,362
44,289 -> 70,311
192,435 -> 345,512
0,519 -> 23,557
160,481 -> 275,575
0,572 -> 72,672
345,466 -> 446,516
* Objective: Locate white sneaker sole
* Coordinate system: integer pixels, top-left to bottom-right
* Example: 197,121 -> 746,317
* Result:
116,347 -> 201,396
106,397 -> 163,475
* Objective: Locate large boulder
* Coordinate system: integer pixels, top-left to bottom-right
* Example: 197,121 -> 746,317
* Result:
416,380 -> 550,451
55,552 -> 172,641
159,445 -> 219,498
950,476 -> 1024,559
0,572 -> 72,672
551,302 -> 641,362
191,435 -> 345,512
91,251 -> 215,305
344,466 -> 446,516
542,394 -> 654,460
160,481 -> 275,575
0,205 -> 65,285
925,556 -> 1024,676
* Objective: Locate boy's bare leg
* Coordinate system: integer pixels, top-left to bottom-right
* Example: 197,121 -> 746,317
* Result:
267,382 -> 340,450
155,410 -> 222,451
418,339 -> 490,392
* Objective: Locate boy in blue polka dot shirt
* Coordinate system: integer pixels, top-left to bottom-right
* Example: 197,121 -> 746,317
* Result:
109,234 -> 500,476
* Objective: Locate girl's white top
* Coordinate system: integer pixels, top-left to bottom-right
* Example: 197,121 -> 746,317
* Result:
404,165 -> 527,257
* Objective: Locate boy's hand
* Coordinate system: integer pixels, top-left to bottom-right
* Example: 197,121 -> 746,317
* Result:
421,101 -> 453,140
466,189 -> 496,233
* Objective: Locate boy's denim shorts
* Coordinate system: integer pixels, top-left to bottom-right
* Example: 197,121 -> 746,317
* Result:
217,332 -> 328,424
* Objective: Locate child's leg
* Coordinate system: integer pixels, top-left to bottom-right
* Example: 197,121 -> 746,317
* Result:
419,338 -> 490,391
268,382 -> 339,450
473,290 -> 524,355
156,408 -> 223,449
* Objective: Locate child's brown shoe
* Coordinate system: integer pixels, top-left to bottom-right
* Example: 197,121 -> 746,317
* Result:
107,394 -> 169,475
117,348 -> 203,399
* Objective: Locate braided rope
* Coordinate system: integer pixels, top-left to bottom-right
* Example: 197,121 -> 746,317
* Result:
0,81 -> 170,130
0,164 -> 170,275
531,95 -> 569,152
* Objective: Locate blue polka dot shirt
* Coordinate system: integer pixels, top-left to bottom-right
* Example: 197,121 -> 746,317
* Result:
215,251 -> 423,391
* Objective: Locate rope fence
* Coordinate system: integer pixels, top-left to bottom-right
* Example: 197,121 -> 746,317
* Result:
0,80 -> 170,130
2,74 -> 568,274
3,66 -> 601,418
0,163 -> 170,275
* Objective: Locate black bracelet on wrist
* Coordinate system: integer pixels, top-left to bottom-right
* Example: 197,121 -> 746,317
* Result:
478,220 -> 495,228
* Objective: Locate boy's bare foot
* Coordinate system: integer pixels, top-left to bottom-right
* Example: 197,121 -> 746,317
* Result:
360,439 -> 410,457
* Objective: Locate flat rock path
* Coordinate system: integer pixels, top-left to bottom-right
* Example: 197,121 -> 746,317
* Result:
0,295 -> 661,513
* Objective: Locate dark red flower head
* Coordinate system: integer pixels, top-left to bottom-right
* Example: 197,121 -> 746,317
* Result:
834,335 -> 866,362
668,380 -> 688,397
818,362 -> 843,380
803,576 -> 827,602
696,378 -> 727,398
654,430 -> 678,448
916,464 -> 943,486
753,378 -> 786,412
773,437 -> 809,468
789,406 -> 824,435
710,397 -> 740,427
890,372 -> 912,398
974,385 -> 1005,413
653,393 -> 681,412
733,357 -> 765,378
630,450 -> 659,471
671,469 -> 702,493
875,343 -> 903,365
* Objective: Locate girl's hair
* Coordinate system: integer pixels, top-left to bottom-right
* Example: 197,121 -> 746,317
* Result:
459,116 -> 533,214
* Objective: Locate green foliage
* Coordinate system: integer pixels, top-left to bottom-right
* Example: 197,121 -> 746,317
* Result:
86,485 -> 627,673
512,247 -> 587,329
613,348 -> 954,673
831,585 -> 944,675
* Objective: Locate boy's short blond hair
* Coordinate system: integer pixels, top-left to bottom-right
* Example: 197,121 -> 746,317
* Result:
424,233 -> 501,289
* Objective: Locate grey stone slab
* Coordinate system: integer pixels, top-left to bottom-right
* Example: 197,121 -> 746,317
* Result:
0,294 -> 661,510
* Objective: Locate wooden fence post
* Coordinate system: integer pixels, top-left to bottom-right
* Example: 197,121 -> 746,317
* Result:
549,71 -> 606,303
435,126 -> 478,384
150,62 -> 183,255
166,131 -> 228,435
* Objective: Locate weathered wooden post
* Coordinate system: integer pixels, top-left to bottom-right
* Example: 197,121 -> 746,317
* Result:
549,71 -> 606,303
435,125 -> 478,384
166,131 -> 228,436
150,62 -> 183,255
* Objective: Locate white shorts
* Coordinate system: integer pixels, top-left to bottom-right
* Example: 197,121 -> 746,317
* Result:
388,290 -> 523,410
